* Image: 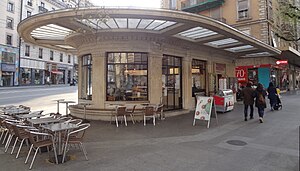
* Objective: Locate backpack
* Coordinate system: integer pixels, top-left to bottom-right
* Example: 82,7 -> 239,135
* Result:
257,93 -> 265,104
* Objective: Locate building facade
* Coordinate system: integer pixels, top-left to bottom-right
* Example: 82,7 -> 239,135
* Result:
18,8 -> 280,120
162,0 -> 300,90
0,0 -> 94,87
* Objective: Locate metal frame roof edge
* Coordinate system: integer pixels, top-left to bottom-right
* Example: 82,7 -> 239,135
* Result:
17,7 -> 281,55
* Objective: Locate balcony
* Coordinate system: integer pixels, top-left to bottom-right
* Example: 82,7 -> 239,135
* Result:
38,6 -> 48,13
182,0 -> 225,13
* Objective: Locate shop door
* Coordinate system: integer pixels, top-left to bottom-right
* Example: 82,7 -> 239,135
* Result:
162,55 -> 182,111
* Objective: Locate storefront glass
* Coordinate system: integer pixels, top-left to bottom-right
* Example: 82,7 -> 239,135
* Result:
162,55 -> 182,111
33,69 -> 43,85
20,68 -> 31,85
82,54 -> 92,100
192,59 -> 206,96
1,72 -> 14,86
58,70 -> 65,84
106,52 -> 148,101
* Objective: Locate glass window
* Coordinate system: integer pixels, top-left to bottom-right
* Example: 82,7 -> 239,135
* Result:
68,55 -> 71,63
50,50 -> 54,60
41,2 -> 45,7
21,68 -> 32,85
33,69 -> 43,85
6,35 -> 12,45
106,52 -> 148,101
6,17 -> 13,29
7,2 -> 14,12
60,53 -> 63,62
82,54 -> 92,100
192,59 -> 207,97
27,11 -> 32,17
25,45 -> 30,56
237,0 -> 249,19
38,48 -> 43,59
27,0 -> 32,6
2,51 -> 16,64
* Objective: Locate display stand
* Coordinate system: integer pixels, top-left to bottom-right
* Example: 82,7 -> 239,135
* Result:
193,96 -> 218,128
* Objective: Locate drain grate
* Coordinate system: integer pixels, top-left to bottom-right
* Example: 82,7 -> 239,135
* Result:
226,140 -> 247,146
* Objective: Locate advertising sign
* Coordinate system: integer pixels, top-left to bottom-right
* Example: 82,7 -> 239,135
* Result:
235,66 -> 248,83
193,96 -> 217,128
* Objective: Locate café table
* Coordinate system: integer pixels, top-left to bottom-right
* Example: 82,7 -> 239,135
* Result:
41,122 -> 79,163
53,99 -> 65,114
60,101 -> 76,116
27,117 -> 60,126
15,112 -> 43,120
3,108 -> 30,116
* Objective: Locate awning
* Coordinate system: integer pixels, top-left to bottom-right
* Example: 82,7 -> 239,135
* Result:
51,70 -> 63,75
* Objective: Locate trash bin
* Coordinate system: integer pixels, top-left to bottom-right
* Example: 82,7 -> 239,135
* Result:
213,89 -> 234,112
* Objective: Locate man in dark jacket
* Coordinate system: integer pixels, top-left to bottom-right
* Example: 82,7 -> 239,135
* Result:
241,82 -> 255,121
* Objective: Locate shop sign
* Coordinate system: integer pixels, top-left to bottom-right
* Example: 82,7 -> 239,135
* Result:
235,67 -> 248,82
193,96 -> 217,128
276,60 -> 288,65
1,64 -> 15,72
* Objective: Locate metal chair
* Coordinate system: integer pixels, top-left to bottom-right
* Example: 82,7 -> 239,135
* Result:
62,123 -> 90,163
25,129 -> 58,170
67,119 -> 83,126
112,106 -> 127,127
143,106 -> 155,126
125,105 -> 136,124
154,104 -> 164,120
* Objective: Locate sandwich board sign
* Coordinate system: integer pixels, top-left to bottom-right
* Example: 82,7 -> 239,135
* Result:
193,96 -> 217,128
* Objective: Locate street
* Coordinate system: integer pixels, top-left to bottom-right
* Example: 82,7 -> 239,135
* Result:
0,86 -> 78,114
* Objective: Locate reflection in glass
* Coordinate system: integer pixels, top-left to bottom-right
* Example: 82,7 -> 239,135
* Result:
107,52 -> 148,101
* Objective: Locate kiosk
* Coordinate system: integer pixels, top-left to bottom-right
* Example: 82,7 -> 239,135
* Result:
213,89 -> 234,112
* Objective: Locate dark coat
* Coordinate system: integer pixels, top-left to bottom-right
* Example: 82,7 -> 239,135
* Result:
254,89 -> 267,108
267,86 -> 278,103
241,87 -> 255,105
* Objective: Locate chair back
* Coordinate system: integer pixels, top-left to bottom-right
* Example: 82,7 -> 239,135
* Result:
68,123 -> 90,139
156,104 -> 163,113
25,129 -> 54,147
59,116 -> 73,122
67,119 -> 83,126
116,106 -> 126,116
144,106 -> 155,116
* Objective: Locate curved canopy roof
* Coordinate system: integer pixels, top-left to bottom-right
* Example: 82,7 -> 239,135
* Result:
18,7 -> 281,57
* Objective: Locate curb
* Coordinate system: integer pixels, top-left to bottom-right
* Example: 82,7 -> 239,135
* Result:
0,84 -> 74,91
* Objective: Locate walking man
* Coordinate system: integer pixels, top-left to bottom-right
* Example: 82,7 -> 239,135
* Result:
241,82 -> 255,121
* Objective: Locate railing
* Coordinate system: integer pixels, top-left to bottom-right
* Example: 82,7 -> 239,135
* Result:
182,0 -> 225,13
38,6 -> 48,13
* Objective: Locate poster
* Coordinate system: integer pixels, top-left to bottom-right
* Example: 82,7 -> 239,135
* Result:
194,96 -> 213,121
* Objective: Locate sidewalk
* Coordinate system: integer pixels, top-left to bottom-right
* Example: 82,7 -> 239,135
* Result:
0,91 -> 299,171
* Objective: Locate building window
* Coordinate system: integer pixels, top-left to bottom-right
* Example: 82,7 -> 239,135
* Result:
25,45 -> 30,56
192,59 -> 207,97
21,68 -> 32,85
268,0 -> 273,21
169,0 -> 177,9
6,17 -> 13,29
27,0 -> 32,6
237,0 -> 249,20
2,51 -> 16,64
38,48 -> 43,59
50,50 -> 54,60
68,55 -> 71,63
6,35 -> 12,46
41,2 -> 45,7
82,54 -> 92,99
60,53 -> 63,62
27,11 -> 32,17
106,52 -> 148,101
7,2 -> 14,12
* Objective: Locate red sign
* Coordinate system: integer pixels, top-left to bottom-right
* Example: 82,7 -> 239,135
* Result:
235,67 -> 248,83
276,60 -> 288,65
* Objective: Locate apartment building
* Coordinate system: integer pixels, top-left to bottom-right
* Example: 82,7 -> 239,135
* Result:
162,0 -> 300,90
0,0 -> 21,86
0,0 -> 93,87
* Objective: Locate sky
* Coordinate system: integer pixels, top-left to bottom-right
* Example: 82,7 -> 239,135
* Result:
89,0 -> 161,8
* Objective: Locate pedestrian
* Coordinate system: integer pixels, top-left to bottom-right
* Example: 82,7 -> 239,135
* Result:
267,82 -> 277,111
241,82 -> 255,121
46,76 -> 51,86
254,83 -> 267,123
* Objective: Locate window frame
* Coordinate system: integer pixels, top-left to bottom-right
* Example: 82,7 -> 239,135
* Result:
50,50 -> 54,60
237,0 -> 250,20
7,2 -> 14,12
68,55 -> 71,63
38,48 -> 43,59
6,17 -> 13,29
6,34 -> 12,46
60,53 -> 63,62
25,45 -> 30,57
